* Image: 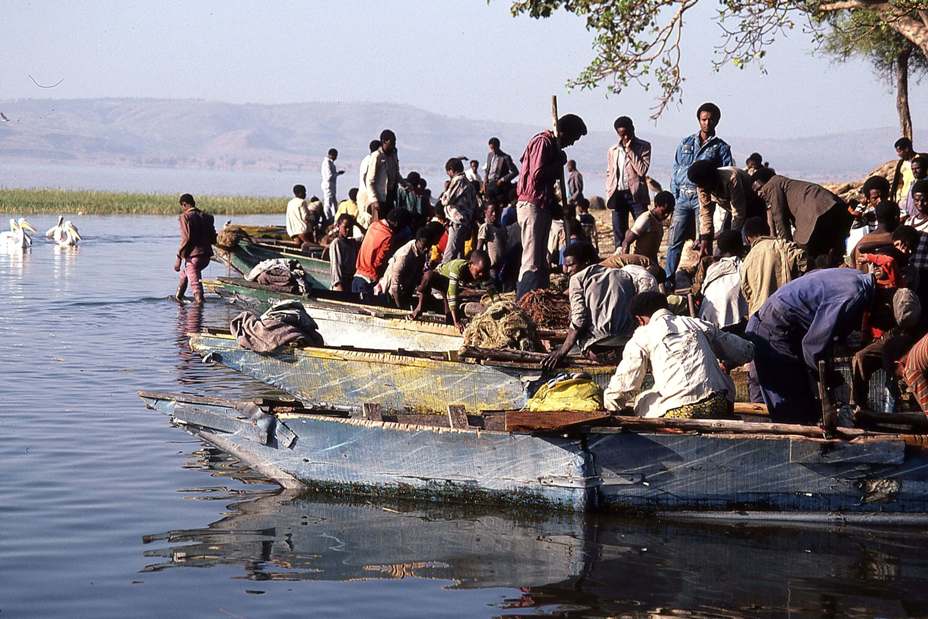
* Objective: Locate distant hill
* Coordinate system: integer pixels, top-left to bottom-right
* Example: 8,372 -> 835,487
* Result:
0,98 -> 923,190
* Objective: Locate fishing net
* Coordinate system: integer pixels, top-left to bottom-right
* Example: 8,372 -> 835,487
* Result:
216,226 -> 252,250
462,300 -> 541,351
548,272 -> 569,294
517,289 -> 570,330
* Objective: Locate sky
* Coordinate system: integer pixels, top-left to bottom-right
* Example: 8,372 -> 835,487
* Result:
2,0 -> 926,140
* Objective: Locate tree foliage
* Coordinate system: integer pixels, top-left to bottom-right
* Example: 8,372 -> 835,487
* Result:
510,0 -> 928,118
822,9 -> 927,76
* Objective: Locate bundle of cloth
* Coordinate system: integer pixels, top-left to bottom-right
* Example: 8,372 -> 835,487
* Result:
231,299 -> 324,353
245,259 -> 311,294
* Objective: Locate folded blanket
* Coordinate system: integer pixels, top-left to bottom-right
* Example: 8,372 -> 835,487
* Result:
231,300 -> 323,353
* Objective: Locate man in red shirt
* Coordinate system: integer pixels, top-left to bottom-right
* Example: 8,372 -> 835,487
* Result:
352,207 -> 401,302
515,113 -> 587,299
174,193 -> 215,304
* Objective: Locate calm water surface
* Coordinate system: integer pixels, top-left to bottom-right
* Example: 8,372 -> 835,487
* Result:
4,215 -> 928,618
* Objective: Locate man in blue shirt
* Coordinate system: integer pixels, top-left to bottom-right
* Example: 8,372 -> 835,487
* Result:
666,102 -> 734,281
746,268 -> 876,425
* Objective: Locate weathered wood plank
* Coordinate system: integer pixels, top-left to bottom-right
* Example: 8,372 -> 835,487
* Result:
506,411 -> 612,433
172,404 -> 267,444
734,402 -> 768,416
447,405 -> 470,429
362,403 -> 383,422
274,419 -> 298,448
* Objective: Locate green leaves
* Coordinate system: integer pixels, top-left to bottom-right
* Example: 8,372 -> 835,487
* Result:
508,0 -> 928,118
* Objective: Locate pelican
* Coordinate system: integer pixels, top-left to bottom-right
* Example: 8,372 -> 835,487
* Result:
46,216 -> 81,247
0,218 -> 38,251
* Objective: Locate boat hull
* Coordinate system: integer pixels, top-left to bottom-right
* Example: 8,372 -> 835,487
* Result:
139,391 -> 928,520
140,393 -> 594,511
188,332 -> 611,414
204,278 -> 463,352
215,239 -> 331,289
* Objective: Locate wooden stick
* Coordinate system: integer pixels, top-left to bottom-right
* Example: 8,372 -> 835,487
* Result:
551,95 -> 574,242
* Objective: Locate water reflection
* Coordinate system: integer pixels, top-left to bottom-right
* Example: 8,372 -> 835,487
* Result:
141,489 -> 586,590
175,301 -> 204,382
141,484 -> 928,617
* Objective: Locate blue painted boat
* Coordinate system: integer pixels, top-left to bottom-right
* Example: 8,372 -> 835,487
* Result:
139,390 -> 928,521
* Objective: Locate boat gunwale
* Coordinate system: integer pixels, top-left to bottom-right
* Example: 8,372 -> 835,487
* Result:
187,331 -> 611,373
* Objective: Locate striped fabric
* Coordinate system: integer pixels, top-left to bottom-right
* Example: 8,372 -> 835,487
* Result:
911,232 -> 928,271
903,333 -> 928,413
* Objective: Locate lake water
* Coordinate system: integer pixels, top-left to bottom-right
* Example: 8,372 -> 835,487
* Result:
4,215 -> 928,618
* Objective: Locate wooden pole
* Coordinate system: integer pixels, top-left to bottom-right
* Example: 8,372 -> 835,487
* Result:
551,96 -> 574,243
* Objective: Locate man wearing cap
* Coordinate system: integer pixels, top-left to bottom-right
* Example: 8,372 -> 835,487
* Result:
665,102 -> 733,280
514,113 -> 588,298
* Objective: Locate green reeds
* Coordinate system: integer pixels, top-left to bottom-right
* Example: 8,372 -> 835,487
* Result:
0,188 -> 283,215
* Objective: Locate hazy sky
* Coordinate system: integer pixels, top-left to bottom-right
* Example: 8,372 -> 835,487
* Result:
3,0 -> 926,139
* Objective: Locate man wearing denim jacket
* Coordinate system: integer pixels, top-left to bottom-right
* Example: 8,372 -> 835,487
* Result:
665,102 -> 733,280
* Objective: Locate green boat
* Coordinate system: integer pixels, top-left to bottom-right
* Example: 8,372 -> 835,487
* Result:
204,277 -> 464,352
188,330 -> 612,415
213,238 -> 331,290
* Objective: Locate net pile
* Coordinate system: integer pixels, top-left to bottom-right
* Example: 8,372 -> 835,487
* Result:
548,273 -> 569,294
517,289 -> 570,330
216,226 -> 251,250
462,300 -> 541,351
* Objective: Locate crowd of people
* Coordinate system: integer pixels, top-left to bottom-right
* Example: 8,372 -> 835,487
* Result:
214,103 -> 928,426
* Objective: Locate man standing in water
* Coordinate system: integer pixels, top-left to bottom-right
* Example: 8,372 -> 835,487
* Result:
321,148 -> 345,224
515,113 -> 588,299
174,193 -> 216,304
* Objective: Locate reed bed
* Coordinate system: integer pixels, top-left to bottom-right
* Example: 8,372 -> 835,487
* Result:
0,188 -> 283,215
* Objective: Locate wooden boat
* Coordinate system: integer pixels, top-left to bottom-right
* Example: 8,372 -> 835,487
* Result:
204,277 -> 464,352
213,237 -> 331,290
138,390 -> 928,520
187,330 -> 609,414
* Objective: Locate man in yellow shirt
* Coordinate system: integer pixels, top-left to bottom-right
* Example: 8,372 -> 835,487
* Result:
893,137 -> 917,205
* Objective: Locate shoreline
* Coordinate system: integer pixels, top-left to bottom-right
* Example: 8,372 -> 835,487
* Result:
0,187 -> 283,215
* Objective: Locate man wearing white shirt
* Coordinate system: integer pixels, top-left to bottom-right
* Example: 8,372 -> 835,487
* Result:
604,291 -> 754,418
356,140 -> 381,216
320,148 -> 345,223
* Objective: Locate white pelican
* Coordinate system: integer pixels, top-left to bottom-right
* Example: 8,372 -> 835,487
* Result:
0,218 -> 38,251
46,216 -> 81,247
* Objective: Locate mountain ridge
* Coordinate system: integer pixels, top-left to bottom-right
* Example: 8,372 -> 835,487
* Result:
0,98 -> 921,186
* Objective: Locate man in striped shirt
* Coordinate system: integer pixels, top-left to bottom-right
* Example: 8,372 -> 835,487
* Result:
409,251 -> 492,332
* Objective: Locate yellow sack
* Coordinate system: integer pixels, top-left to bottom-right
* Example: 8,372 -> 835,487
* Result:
525,376 -> 603,412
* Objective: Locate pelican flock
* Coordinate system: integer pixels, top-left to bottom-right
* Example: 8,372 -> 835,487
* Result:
0,218 -> 38,251
45,216 -> 82,247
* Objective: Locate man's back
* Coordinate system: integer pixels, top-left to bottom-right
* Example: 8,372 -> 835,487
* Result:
753,267 -> 874,368
740,237 -> 806,316
568,264 -> 635,348
286,198 -> 309,236
355,220 -> 394,281
700,256 -> 746,328
516,131 -> 559,208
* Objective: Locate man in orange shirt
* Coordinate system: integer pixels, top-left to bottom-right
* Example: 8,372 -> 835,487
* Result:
352,208 -> 401,302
